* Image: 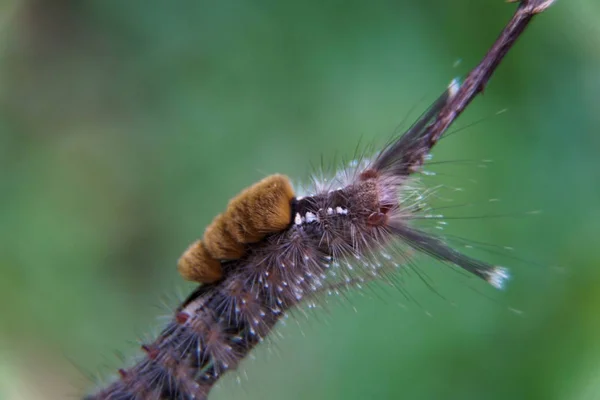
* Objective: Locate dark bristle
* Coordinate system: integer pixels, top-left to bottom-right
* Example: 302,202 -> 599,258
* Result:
371,88 -> 452,176
387,223 -> 499,284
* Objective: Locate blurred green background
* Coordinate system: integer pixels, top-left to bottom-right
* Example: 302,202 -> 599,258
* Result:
1,1 -> 599,399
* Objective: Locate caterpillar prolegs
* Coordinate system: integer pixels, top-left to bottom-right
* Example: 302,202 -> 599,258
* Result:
85,1 -> 554,399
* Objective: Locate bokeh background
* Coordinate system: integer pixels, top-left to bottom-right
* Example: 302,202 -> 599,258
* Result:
1,1 -> 599,399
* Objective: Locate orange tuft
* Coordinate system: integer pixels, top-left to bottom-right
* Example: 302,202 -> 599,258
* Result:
203,213 -> 247,260
224,174 -> 295,244
178,240 -> 223,283
179,174 -> 295,284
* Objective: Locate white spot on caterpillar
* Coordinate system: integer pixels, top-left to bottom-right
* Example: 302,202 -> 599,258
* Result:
327,207 -> 334,215
335,207 -> 348,215
294,213 -> 302,225
305,211 -> 317,223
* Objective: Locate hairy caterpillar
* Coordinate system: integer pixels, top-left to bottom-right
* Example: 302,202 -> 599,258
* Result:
84,1 -> 554,399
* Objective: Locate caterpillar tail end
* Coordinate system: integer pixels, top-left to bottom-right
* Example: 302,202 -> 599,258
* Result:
485,266 -> 510,290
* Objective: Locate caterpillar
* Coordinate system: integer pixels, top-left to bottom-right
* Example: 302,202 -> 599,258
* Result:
84,1 -> 554,399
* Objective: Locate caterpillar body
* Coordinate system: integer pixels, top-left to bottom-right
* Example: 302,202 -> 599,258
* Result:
84,1 -> 556,397
85,83 -> 509,400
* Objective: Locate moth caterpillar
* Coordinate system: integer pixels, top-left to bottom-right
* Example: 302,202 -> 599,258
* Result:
84,1 -> 554,399
83,84 -> 505,400
178,84 -> 506,291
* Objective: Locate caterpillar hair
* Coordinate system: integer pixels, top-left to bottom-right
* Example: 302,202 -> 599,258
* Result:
85,1 -> 554,399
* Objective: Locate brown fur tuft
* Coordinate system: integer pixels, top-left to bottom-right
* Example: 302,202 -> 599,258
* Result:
177,240 -> 223,283
179,174 -> 295,284
223,174 -> 295,243
203,214 -> 247,260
